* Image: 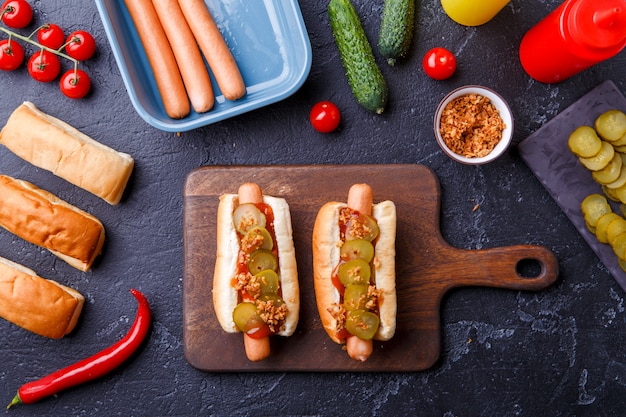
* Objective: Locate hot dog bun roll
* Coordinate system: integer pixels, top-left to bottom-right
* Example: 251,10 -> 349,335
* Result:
0,175 -> 105,272
0,102 -> 134,205
312,185 -> 396,348
0,256 -> 84,338
213,190 -> 299,338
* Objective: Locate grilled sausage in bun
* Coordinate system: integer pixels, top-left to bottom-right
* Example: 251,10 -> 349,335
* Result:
213,183 -> 299,361
312,183 -> 396,361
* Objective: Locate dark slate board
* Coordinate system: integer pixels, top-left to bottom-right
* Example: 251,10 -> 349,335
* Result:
518,80 -> 626,291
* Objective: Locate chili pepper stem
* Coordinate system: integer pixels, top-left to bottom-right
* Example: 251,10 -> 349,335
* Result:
7,394 -> 20,410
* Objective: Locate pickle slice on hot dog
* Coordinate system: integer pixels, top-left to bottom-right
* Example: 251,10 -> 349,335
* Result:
312,183 -> 396,361
213,183 -> 299,361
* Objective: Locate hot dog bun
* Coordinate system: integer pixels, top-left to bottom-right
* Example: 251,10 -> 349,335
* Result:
312,199 -> 397,344
213,192 -> 299,337
0,102 -> 134,205
0,175 -> 105,272
0,256 -> 84,338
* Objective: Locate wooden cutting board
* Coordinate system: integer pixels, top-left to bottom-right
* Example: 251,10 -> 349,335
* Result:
182,164 -> 558,372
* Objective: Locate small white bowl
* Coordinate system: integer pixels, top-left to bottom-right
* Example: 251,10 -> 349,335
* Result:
433,85 -> 514,165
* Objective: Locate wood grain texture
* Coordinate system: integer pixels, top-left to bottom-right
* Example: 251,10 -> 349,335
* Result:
182,165 -> 558,372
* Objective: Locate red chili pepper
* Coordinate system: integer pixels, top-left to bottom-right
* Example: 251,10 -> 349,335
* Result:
7,288 -> 151,409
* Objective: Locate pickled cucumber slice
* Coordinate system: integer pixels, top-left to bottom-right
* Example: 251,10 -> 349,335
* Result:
605,165 -> 626,189
595,213 -> 621,243
568,125 -> 602,157
595,110 -> 626,142
586,222 -> 596,235
614,183 -> 626,204
343,284 -> 370,311
338,259 -> 371,286
257,294 -> 285,308
611,232 -> 626,260
581,193 -> 612,227
255,269 -> 280,296
345,310 -> 379,340
607,217 -> 626,246
242,226 -> 273,253
233,302 -> 265,333
609,132 -> 626,147
579,141 -> 615,171
603,185 -> 621,202
248,249 -> 278,274
340,239 -> 375,262
345,213 -> 379,242
592,152 -> 623,184
233,203 -> 266,234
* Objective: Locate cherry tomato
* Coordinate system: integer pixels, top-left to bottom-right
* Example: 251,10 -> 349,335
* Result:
0,0 -> 32,28
27,50 -> 61,82
60,69 -> 91,99
64,30 -> 96,61
38,24 -> 65,50
0,38 -> 24,70
422,47 -> 457,80
310,101 -> 341,133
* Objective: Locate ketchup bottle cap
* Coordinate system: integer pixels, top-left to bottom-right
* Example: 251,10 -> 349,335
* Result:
569,0 -> 626,50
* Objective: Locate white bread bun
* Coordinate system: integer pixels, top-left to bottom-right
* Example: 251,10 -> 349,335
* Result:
0,101 -> 134,205
312,200 -> 396,344
0,256 -> 84,338
213,193 -> 299,337
0,175 -> 105,272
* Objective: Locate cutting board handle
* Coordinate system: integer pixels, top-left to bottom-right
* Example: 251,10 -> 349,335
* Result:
447,244 -> 559,291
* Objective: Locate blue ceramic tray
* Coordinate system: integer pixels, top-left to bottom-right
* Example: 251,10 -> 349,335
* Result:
95,0 -> 312,132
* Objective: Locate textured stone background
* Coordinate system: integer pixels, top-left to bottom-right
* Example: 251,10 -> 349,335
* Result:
1,0 -> 625,415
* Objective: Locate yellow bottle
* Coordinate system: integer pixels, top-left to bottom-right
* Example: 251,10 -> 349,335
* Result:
440,0 -> 510,26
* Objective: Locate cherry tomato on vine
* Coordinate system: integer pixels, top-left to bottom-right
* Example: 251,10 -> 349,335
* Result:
27,50 -> 61,82
422,47 -> 457,80
0,38 -> 24,70
64,30 -> 96,61
310,101 -> 341,133
0,0 -> 32,29
38,24 -> 65,50
59,69 -> 91,99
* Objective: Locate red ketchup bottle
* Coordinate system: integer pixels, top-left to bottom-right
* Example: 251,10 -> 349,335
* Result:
519,0 -> 626,83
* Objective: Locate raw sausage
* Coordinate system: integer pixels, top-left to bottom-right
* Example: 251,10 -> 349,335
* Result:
124,0 -> 190,119
178,0 -> 246,101
152,0 -> 214,113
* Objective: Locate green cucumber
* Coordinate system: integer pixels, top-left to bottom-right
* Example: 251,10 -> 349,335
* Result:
328,0 -> 387,114
378,0 -> 416,66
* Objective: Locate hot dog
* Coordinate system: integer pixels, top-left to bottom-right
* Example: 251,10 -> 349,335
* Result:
124,0 -> 190,119
179,0 -> 246,101
312,183 -> 396,361
213,183 -> 299,361
151,0 -> 214,113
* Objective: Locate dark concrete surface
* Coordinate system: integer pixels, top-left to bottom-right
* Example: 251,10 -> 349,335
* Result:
0,0 -> 625,416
